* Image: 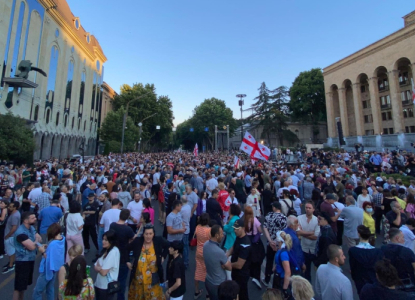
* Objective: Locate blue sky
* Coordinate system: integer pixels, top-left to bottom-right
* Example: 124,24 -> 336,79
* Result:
67,0 -> 413,125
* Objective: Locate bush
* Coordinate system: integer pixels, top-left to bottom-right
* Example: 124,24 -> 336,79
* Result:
380,172 -> 415,187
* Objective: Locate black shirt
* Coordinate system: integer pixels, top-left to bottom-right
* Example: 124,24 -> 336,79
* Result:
231,234 -> 251,276
109,223 -> 135,264
381,243 -> 415,284
84,200 -> 99,226
21,190 -> 30,211
168,255 -> 186,298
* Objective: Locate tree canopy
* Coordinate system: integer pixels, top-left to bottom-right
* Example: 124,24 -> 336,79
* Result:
0,113 -> 35,165
289,68 -> 326,142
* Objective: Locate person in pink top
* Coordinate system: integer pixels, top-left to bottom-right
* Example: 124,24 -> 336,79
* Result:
143,198 -> 155,224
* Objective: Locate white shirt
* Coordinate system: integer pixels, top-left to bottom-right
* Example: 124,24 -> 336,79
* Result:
28,187 -> 42,201
66,213 -> 84,236
60,193 -> 69,212
298,214 -> 320,254
94,247 -> 120,289
293,198 -> 302,216
206,178 -> 218,196
332,202 -> 345,221
152,172 -> 160,185
127,200 -> 143,225
400,225 -> 415,254
100,208 -> 120,232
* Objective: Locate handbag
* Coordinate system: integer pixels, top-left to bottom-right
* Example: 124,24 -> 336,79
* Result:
190,230 -> 197,247
106,273 -> 120,295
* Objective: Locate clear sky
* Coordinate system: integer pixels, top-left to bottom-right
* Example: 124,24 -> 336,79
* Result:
67,0 -> 413,126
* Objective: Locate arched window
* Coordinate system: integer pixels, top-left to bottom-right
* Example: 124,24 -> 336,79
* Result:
45,109 -> 50,124
55,112 -> 60,126
46,46 -> 59,103
65,60 -> 74,110
64,114 -> 68,127
34,105 -> 39,121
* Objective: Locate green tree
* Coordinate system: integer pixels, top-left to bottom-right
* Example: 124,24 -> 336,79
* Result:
99,108 -> 140,153
289,68 -> 326,142
0,113 -> 35,165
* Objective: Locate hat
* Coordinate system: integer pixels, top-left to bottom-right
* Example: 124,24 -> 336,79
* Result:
233,218 -> 244,229
326,193 -> 335,200
88,192 -> 95,198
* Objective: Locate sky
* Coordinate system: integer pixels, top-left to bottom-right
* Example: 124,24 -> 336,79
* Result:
67,0 -> 414,126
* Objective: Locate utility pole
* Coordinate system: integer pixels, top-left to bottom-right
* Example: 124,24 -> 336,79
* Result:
236,94 -> 246,142
215,125 -> 218,152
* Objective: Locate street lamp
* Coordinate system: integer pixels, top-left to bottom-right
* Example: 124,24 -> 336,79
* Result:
236,94 -> 246,142
137,113 -> 158,152
120,93 -> 149,154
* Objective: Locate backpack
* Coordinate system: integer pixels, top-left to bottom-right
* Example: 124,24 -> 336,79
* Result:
282,199 -> 298,217
158,184 -> 165,203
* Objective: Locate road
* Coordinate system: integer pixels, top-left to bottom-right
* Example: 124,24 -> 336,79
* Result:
0,200 -> 361,299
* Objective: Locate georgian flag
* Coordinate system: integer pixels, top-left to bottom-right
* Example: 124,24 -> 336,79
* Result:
193,143 -> 198,157
234,156 -> 240,169
239,131 -> 269,161
412,78 -> 415,104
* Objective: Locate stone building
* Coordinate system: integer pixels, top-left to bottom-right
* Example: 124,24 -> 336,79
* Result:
0,0 -> 108,160
98,82 -> 117,154
323,10 -> 415,150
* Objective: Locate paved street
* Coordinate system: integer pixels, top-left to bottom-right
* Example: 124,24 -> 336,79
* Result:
0,200 -> 361,299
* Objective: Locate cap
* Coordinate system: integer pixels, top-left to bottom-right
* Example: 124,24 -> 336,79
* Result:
88,192 -> 95,198
326,193 -> 335,200
233,218 -> 244,229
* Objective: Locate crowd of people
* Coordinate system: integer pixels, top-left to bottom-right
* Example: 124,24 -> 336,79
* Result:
0,148 -> 415,299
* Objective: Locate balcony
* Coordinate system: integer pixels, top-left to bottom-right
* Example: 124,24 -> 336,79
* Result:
399,80 -> 409,86
381,104 -> 391,110
378,86 -> 389,92
402,100 -> 412,106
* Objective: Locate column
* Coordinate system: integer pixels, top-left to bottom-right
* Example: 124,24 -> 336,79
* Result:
388,69 -> 404,133
368,77 -> 382,135
352,83 -> 365,136
325,92 -> 336,137
338,88 -> 349,136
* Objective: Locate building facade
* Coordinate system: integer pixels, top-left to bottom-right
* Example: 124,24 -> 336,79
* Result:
0,0 -> 107,160
323,10 -> 415,150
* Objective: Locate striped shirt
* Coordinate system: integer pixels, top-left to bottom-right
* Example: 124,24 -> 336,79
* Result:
372,193 -> 383,207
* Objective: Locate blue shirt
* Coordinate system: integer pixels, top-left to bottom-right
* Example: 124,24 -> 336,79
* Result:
275,249 -> 289,278
39,206 -> 63,234
284,227 -> 304,267
82,187 -> 94,208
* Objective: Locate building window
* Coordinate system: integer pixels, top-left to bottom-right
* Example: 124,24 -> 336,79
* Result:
45,109 -> 50,124
78,118 -> 81,130
72,116 -> 75,128
64,114 -> 68,127
387,111 -> 392,119
378,78 -> 389,91
84,120 -> 86,131
55,112 -> 60,126
365,129 -> 374,135
399,72 -> 408,85
65,60 -> 74,110
389,128 -> 394,134
383,128 -> 389,135
381,111 -> 393,121
403,108 -> 413,118
364,114 -> 373,123
407,90 -> 412,101
34,105 -> 39,121
360,85 -> 366,93
46,46 -> 59,104
362,100 -> 371,109
412,126 -> 415,133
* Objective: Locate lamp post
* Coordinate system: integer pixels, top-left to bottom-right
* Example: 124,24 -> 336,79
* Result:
236,94 -> 246,142
120,93 -> 149,154
137,112 -> 158,152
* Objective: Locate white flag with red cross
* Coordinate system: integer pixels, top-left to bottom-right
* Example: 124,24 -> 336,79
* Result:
234,156 -> 240,169
240,131 -> 269,161
193,143 -> 198,157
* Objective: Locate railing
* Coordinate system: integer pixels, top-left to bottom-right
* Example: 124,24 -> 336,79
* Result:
380,104 -> 391,110
402,100 -> 411,105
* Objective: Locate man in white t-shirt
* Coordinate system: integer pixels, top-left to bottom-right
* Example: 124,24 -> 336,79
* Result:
100,199 -> 121,232
127,193 -> 143,233
28,182 -> 42,207
206,174 -> 218,197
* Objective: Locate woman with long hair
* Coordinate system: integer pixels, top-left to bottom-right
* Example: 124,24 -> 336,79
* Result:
405,193 -> 415,219
66,201 -> 84,262
137,212 -> 152,237
223,204 -> 241,251
244,206 -> 265,289
143,198 -> 155,225
59,255 -> 94,299
94,230 -> 120,300
290,275 -> 314,300
194,213 -> 211,298
58,244 -> 84,286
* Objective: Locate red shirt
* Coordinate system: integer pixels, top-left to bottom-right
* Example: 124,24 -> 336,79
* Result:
217,190 -> 230,212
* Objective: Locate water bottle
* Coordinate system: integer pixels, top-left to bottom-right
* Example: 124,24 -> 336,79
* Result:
86,265 -> 91,277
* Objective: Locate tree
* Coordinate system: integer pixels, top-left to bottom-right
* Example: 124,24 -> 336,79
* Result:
0,113 -> 35,165
99,108 -> 140,153
289,68 -> 326,142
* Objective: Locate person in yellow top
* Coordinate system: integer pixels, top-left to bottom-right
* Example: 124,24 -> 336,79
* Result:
362,201 -> 376,236
392,189 -> 406,210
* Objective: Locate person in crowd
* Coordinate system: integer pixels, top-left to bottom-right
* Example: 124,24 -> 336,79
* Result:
32,223 -> 65,300
58,255 -> 95,300
0,199 -> 9,259
3,201 -> 21,274
314,212 -> 336,268
405,192 -> 415,219
118,184 -> 132,208
66,201 -> 84,262
386,200 -> 408,229
262,201 -> 287,286
38,196 -> 62,242
166,240 -> 186,300
359,259 -> 413,300
226,219 -> 251,300
290,275 -> 315,300
166,200 -> 186,242
142,197 -> 155,224
348,225 -> 383,294
297,201 -> 319,281
339,196 -> 363,249
58,245 -> 83,286
94,230 -> 120,300
180,195 -> 191,269
381,228 -> 415,283
319,193 -> 341,234
185,184 -> 198,239
206,189 -> 223,226
314,245 -> 353,300
371,185 -> 384,234
82,192 -> 100,254
400,218 -> 415,253
362,201 -> 376,235
218,280 -> 240,300
110,209 -> 136,300
194,213 -> 211,299
223,204 -> 241,251
244,205 -> 265,289
283,216 -> 305,276
13,211 -> 42,300
127,192 -> 144,233
100,198 -> 121,233
273,231 -> 297,299
262,289 -> 284,300
204,225 -> 231,300
246,187 -> 261,218
128,224 -> 169,300
357,187 -> 372,208
262,183 -> 274,216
